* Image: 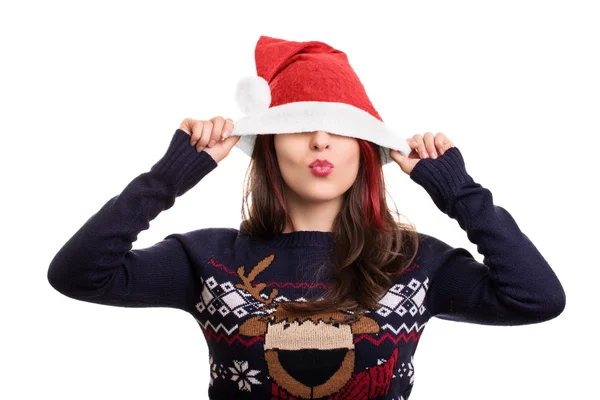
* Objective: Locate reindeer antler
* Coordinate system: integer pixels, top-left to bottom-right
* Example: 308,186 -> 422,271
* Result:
235,254 -> 279,306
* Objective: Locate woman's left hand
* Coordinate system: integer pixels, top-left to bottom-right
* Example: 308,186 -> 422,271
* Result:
390,132 -> 455,175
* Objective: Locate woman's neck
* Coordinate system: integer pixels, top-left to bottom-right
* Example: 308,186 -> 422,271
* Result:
281,193 -> 343,233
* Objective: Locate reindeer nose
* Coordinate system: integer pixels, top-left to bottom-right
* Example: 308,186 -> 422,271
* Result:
278,348 -> 348,387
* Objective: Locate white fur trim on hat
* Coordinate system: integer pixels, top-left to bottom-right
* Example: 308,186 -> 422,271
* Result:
231,101 -> 411,166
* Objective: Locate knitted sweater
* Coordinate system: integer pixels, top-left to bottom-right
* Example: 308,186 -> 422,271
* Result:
47,128 -> 566,400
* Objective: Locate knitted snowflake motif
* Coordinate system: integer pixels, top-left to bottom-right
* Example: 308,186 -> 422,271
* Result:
209,354 -> 227,386
229,359 -> 262,392
395,355 -> 415,385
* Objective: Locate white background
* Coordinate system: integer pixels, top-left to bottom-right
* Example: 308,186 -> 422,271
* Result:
1,0 -> 597,399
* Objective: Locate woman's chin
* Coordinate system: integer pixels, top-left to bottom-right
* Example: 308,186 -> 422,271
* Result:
298,191 -> 344,204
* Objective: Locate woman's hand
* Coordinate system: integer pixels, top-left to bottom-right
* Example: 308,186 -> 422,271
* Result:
179,116 -> 240,164
390,132 -> 455,175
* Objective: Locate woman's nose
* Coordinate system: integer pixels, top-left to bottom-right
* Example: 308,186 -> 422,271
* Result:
310,131 -> 331,150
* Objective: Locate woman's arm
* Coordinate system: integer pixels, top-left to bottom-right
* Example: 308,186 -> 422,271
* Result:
410,147 -> 566,325
47,129 -> 218,310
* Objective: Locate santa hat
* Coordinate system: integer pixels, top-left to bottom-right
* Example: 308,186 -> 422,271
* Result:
231,35 -> 411,165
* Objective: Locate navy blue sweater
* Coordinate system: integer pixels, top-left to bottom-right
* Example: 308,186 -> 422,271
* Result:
47,128 -> 566,400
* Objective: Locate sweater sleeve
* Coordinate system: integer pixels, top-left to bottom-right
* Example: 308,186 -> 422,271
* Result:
409,147 -> 566,325
47,129 -> 218,311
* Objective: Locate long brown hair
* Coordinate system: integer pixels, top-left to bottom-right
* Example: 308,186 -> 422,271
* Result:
240,133 -> 420,317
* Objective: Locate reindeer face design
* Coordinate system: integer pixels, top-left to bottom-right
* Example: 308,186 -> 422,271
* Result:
235,254 -> 382,399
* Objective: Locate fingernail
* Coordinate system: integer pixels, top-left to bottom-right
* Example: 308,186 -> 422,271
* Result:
208,140 -> 216,148
222,130 -> 230,138
191,140 -> 197,146
422,151 -> 429,158
431,151 -> 437,159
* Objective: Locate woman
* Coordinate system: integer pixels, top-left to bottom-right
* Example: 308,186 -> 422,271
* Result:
47,35 -> 566,400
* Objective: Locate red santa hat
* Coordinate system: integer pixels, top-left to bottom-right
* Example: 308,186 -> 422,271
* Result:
231,35 -> 411,165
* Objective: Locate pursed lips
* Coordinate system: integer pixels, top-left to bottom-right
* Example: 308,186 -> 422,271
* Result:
309,159 -> 334,168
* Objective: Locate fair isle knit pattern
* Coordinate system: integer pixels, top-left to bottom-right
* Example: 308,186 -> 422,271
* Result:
47,129 -> 566,399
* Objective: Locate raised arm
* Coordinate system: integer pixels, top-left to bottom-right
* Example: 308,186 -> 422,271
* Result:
47,129 -> 218,310
409,147 -> 566,325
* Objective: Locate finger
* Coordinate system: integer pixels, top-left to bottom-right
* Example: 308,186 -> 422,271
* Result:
390,148 -> 417,174
405,138 -> 419,158
412,134 -> 428,159
196,120 -> 213,151
180,118 -> 193,136
224,134 -> 241,150
191,120 -> 204,146
434,132 -> 454,155
389,148 -> 404,166
423,132 -> 437,158
222,118 -> 234,140
215,134 -> 241,157
208,116 -> 226,148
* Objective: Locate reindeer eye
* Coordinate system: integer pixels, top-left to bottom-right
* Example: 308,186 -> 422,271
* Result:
332,322 -> 340,328
283,323 -> 291,330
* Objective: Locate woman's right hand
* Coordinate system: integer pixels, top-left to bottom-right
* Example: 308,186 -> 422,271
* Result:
179,116 -> 240,164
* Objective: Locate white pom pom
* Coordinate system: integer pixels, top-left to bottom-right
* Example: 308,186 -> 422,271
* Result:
235,75 -> 271,115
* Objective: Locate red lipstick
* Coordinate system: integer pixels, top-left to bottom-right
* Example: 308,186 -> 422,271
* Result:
309,159 -> 334,177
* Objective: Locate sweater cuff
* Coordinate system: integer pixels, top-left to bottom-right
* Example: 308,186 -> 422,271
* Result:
150,129 -> 218,196
408,147 -> 475,214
